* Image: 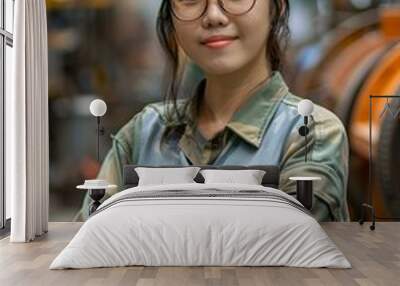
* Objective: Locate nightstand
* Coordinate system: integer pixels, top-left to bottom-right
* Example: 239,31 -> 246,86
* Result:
77,180 -> 117,215
289,177 -> 321,210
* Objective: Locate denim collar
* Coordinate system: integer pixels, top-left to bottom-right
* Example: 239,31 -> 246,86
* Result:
173,71 -> 289,148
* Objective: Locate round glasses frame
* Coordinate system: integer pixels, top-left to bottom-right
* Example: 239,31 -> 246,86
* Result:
169,0 -> 257,22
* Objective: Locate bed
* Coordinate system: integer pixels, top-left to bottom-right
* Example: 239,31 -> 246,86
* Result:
50,165 -> 351,269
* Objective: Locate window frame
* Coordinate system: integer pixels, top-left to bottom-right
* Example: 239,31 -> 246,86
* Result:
0,0 -> 14,233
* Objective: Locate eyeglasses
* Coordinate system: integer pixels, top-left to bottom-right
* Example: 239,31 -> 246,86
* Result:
170,0 -> 256,22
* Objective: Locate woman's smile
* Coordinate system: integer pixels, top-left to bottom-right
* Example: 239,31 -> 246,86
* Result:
201,35 -> 239,49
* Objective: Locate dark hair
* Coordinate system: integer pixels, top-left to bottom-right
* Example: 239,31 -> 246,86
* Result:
156,0 -> 290,146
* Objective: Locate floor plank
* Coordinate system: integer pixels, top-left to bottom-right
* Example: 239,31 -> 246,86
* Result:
0,222 -> 399,286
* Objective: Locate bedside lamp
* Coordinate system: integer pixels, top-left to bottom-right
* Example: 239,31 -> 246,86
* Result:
297,99 -> 314,162
89,99 -> 107,162
289,99 -> 321,210
76,99 -> 116,216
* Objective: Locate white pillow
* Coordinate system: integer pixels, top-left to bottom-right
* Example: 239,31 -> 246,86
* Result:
200,169 -> 266,185
135,167 -> 201,186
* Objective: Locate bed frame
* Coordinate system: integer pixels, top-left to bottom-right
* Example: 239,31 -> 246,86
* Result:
123,165 -> 280,190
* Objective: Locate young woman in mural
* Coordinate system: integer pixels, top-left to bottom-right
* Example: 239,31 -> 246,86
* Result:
77,0 -> 350,222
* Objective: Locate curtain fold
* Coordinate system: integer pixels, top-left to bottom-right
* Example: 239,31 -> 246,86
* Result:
8,0 -> 49,242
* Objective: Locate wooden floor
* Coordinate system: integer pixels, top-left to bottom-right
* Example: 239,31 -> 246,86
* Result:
0,222 -> 399,286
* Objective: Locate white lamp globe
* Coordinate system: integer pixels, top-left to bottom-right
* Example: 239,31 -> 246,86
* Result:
90,99 -> 107,117
298,99 -> 314,116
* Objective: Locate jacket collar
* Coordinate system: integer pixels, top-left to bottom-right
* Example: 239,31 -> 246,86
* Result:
168,71 -> 289,148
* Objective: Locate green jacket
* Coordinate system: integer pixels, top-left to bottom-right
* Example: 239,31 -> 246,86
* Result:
76,71 -> 350,222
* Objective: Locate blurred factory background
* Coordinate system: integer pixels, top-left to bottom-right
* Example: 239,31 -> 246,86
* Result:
46,0 -> 400,221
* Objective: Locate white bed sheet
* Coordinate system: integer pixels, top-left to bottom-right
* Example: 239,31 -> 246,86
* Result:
50,183 -> 351,269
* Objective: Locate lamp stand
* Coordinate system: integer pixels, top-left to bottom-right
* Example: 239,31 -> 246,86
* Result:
298,116 -> 310,163
96,116 -> 105,162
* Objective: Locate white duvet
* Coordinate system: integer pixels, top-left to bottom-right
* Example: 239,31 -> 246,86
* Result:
50,183 -> 351,269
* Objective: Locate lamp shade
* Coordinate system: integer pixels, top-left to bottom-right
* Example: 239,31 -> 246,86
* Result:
298,99 -> 314,116
89,99 -> 107,117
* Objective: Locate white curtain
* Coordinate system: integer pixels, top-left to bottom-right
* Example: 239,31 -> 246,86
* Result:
7,0 -> 49,242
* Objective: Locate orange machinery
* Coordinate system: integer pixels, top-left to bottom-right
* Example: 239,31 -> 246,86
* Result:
292,6 -> 400,219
